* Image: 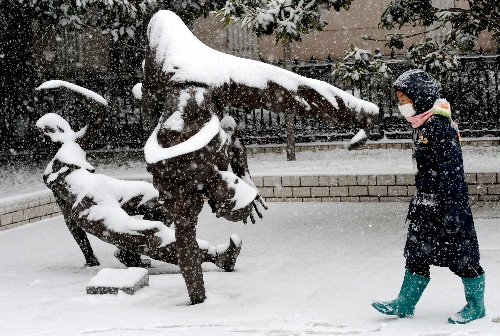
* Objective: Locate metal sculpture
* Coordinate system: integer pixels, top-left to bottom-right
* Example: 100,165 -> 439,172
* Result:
36,9 -> 378,304
36,82 -> 245,291
140,10 -> 378,304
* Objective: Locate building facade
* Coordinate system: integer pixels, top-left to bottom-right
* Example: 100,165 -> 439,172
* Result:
194,0 -> 497,65
35,1 -> 497,78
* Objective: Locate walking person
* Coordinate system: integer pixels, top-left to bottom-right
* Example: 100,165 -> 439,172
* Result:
371,69 -> 485,324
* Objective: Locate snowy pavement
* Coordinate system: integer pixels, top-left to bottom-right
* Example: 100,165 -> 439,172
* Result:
1,202 -> 500,336
3,146 -> 500,199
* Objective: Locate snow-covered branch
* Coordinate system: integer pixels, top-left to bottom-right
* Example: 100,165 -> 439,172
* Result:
218,0 -> 352,43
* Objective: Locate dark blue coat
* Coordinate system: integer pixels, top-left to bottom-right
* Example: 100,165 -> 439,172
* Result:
405,115 -> 480,268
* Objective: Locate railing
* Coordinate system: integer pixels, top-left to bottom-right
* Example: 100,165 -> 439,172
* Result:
445,56 -> 500,137
224,56 -> 500,144
291,56 -> 500,141
2,56 -> 500,155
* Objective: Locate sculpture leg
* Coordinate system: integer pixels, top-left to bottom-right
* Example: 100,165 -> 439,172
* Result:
116,194 -> 168,267
163,193 -> 206,304
121,188 -> 242,272
201,235 -> 242,272
175,224 -> 206,304
56,197 -> 100,267
66,221 -> 100,267
114,249 -> 151,268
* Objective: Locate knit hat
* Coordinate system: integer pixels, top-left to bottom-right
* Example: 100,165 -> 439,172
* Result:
393,69 -> 441,115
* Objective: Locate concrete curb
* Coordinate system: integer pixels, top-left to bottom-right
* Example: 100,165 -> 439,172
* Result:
3,137 -> 498,163
2,172 -> 499,230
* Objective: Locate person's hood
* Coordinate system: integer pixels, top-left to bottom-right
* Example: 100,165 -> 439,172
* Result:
393,69 -> 441,115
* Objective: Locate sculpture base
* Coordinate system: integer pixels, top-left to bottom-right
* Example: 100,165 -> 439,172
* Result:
86,268 -> 149,295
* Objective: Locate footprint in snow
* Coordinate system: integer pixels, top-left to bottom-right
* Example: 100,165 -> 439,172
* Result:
236,323 -> 386,335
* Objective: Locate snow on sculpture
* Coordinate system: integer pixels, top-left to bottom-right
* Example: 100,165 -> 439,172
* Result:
142,10 -> 379,147
141,10 -> 378,304
35,81 -> 243,277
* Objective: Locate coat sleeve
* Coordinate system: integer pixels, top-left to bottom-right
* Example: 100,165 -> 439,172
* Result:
428,120 -> 468,232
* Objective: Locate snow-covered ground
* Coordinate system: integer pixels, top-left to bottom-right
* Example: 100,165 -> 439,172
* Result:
1,202 -> 499,335
3,146 -> 500,199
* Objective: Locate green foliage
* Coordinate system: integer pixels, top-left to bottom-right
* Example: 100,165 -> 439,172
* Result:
333,46 -> 391,84
384,33 -> 405,50
361,0 -> 500,79
405,38 -> 459,80
454,30 -> 477,54
219,0 -> 352,44
0,0 -> 225,44
378,0 -> 500,51
379,0 -> 436,30
2,0 -> 155,42
161,0 -> 227,28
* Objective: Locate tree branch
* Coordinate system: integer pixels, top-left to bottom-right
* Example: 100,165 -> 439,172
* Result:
469,0 -> 500,29
365,22 -> 449,43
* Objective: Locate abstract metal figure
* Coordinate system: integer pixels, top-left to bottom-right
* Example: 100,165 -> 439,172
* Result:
140,10 -> 378,304
36,82 -> 244,285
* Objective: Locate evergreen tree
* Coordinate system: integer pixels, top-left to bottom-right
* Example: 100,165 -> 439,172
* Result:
361,0 -> 499,79
0,0 -> 223,151
333,46 -> 391,84
219,0 -> 353,68
219,0 -> 353,160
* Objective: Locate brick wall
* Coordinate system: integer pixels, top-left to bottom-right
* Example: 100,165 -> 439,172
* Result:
253,173 -> 500,204
0,192 -> 61,231
1,172 -> 500,230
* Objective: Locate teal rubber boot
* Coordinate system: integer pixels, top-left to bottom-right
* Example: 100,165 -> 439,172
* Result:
372,270 -> 430,318
448,274 -> 486,324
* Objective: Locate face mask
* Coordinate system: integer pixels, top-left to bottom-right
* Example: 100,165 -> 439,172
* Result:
398,103 -> 416,117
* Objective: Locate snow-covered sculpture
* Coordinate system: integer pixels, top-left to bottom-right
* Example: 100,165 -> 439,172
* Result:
142,10 -> 380,148
140,10 -> 378,304
35,81 -> 243,279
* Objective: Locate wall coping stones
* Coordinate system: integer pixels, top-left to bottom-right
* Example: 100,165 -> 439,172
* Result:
2,172 -> 500,230
244,137 -> 500,154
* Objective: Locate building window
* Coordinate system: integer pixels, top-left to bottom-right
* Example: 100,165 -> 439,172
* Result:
427,0 -> 454,43
227,23 -> 259,60
56,30 -> 83,68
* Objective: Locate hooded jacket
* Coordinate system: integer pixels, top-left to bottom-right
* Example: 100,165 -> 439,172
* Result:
393,69 -> 441,115
393,69 -> 480,268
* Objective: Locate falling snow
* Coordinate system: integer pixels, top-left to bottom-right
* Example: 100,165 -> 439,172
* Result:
1,2 -> 500,335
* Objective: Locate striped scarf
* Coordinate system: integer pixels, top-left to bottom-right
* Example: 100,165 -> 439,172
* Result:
406,99 -> 461,144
